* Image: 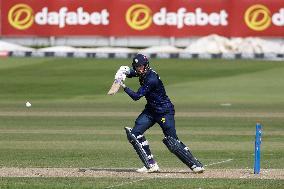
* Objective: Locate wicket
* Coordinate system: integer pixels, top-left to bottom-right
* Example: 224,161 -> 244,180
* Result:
254,122 -> 262,174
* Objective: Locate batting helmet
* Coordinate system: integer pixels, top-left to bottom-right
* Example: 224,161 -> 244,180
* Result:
132,54 -> 150,75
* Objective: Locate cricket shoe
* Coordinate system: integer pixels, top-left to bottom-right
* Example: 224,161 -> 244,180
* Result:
136,163 -> 160,173
191,165 -> 205,173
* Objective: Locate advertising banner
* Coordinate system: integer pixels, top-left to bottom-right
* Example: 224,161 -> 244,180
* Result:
230,0 -> 284,36
1,0 -> 283,37
1,0 -> 110,36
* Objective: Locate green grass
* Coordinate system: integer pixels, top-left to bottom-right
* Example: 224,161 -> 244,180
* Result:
1,58 -> 284,110
0,178 -> 283,189
0,58 -> 283,188
0,116 -> 282,169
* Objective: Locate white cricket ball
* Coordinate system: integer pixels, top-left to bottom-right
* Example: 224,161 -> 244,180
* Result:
26,101 -> 32,107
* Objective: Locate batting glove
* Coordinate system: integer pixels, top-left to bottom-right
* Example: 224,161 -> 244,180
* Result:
115,71 -> 126,81
118,66 -> 130,75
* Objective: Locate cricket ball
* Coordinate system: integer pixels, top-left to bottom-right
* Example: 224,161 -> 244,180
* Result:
26,101 -> 32,107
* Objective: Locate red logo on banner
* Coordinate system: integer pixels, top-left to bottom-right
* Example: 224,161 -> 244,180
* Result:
8,4 -> 34,30
244,4 -> 284,32
244,4 -> 271,31
125,3 -> 228,30
34,7 -> 109,28
126,4 -> 152,30
7,3 -> 109,30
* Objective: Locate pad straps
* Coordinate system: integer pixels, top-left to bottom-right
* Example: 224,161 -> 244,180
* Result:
125,127 -> 151,169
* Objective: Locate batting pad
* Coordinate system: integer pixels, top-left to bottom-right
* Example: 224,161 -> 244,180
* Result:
125,127 -> 151,169
163,136 -> 203,169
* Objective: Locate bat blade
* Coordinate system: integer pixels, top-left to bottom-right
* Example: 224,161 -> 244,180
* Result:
107,79 -> 121,95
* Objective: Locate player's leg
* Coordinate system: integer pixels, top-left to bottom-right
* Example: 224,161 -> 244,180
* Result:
125,109 -> 159,172
156,113 -> 204,173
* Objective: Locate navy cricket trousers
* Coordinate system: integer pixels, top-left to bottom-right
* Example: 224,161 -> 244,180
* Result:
131,108 -> 178,139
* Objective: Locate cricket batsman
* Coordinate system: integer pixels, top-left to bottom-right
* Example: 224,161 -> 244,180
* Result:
114,54 -> 204,173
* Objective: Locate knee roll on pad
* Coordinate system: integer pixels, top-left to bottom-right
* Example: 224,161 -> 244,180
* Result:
163,136 -> 203,169
125,127 -> 150,169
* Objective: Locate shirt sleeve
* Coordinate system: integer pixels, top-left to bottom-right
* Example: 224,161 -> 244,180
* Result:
124,77 -> 157,101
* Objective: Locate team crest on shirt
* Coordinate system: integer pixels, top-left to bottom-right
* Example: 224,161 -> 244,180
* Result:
161,117 -> 166,123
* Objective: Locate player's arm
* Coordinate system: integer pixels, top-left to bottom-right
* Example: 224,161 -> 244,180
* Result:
122,78 -> 157,101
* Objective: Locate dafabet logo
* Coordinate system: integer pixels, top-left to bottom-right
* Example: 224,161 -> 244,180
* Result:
8,4 -> 34,30
244,4 -> 284,31
8,3 -> 109,30
126,4 -> 152,30
125,4 -> 228,30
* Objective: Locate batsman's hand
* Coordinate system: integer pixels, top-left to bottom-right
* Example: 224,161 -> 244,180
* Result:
115,71 -> 126,81
118,66 -> 130,75
114,73 -> 126,81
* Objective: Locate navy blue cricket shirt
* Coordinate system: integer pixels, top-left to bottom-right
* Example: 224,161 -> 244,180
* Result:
124,68 -> 175,114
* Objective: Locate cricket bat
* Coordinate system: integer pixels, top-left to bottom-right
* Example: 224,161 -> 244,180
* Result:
107,78 -> 122,95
